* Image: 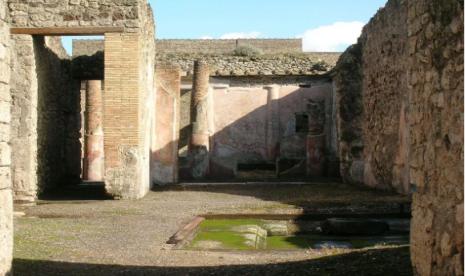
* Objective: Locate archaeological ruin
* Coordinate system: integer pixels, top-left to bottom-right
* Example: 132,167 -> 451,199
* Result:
0,0 -> 463,275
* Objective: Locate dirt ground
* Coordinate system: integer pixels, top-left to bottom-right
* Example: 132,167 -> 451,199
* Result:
13,182 -> 413,275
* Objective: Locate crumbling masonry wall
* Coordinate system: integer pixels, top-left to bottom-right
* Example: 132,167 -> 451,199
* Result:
156,39 -> 302,54
8,0 -> 142,30
335,0 -> 464,274
0,0 -> 13,273
10,36 -> 80,202
361,0 -> 410,194
333,44 -> 363,185
408,0 -> 464,274
334,0 -> 409,193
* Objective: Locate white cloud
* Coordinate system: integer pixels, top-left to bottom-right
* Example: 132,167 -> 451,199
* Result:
219,31 -> 261,39
300,21 -> 364,52
200,36 -> 213,39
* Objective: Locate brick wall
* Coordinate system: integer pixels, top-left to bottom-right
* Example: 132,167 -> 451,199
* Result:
0,0 -> 13,273
156,39 -> 302,54
103,32 -> 142,198
103,2 -> 156,199
408,0 -> 464,274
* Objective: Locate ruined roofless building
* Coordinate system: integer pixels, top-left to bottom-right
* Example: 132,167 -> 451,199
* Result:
74,38 -> 341,181
0,0 -> 464,275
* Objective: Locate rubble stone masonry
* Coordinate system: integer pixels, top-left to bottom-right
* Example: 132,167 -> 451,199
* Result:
335,0 -> 463,274
408,0 -> 464,274
360,0 -> 410,194
8,0 -> 142,32
10,36 -> 81,202
334,0 -> 409,193
0,0 -> 12,273
156,39 -> 302,54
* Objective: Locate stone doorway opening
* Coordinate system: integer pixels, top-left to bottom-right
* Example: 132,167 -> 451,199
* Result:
9,30 -> 119,203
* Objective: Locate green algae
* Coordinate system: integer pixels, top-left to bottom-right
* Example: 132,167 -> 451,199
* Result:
199,219 -> 265,231
190,231 -> 253,250
188,219 -> 410,251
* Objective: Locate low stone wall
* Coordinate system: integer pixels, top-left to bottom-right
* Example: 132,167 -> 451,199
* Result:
156,39 -> 302,54
0,0 -> 12,273
408,0 -> 464,274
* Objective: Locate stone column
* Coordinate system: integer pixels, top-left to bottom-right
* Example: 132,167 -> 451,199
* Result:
264,85 -> 280,161
83,80 -> 104,181
306,99 -> 326,177
189,60 -> 211,179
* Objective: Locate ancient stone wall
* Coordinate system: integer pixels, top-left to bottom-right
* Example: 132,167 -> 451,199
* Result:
333,44 -> 363,185
72,39 -> 104,57
10,35 -> 38,202
10,35 -> 81,201
360,0 -> 410,194
70,39 -> 339,77
335,0 -> 464,273
0,0 -> 13,273
156,39 -> 302,54
408,0 -> 464,274
8,0 -> 142,31
334,0 -> 409,194
7,0 -> 157,200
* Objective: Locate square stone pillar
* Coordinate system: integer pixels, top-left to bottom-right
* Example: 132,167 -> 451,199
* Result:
152,65 -> 181,185
103,33 -> 150,199
0,6 -> 13,273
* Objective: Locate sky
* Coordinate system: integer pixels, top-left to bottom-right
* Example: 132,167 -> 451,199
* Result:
63,0 -> 387,55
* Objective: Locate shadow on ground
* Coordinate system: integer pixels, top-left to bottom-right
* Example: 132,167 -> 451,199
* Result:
14,246 -> 412,276
39,182 -> 112,201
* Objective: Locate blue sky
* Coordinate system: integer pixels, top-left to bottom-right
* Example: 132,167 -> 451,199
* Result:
64,0 -> 387,54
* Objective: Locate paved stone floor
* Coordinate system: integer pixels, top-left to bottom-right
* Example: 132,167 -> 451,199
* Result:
13,183 -> 413,275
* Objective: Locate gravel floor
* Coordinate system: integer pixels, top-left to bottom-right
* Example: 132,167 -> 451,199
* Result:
13,183 -> 413,275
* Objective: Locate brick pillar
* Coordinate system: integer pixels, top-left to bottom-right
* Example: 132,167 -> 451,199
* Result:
83,80 -> 104,181
152,65 -> 181,184
306,99 -> 326,177
103,33 -> 144,199
189,60 -> 211,179
264,86 -> 280,161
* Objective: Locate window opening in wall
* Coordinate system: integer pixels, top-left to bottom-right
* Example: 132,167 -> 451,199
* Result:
295,113 -> 309,133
